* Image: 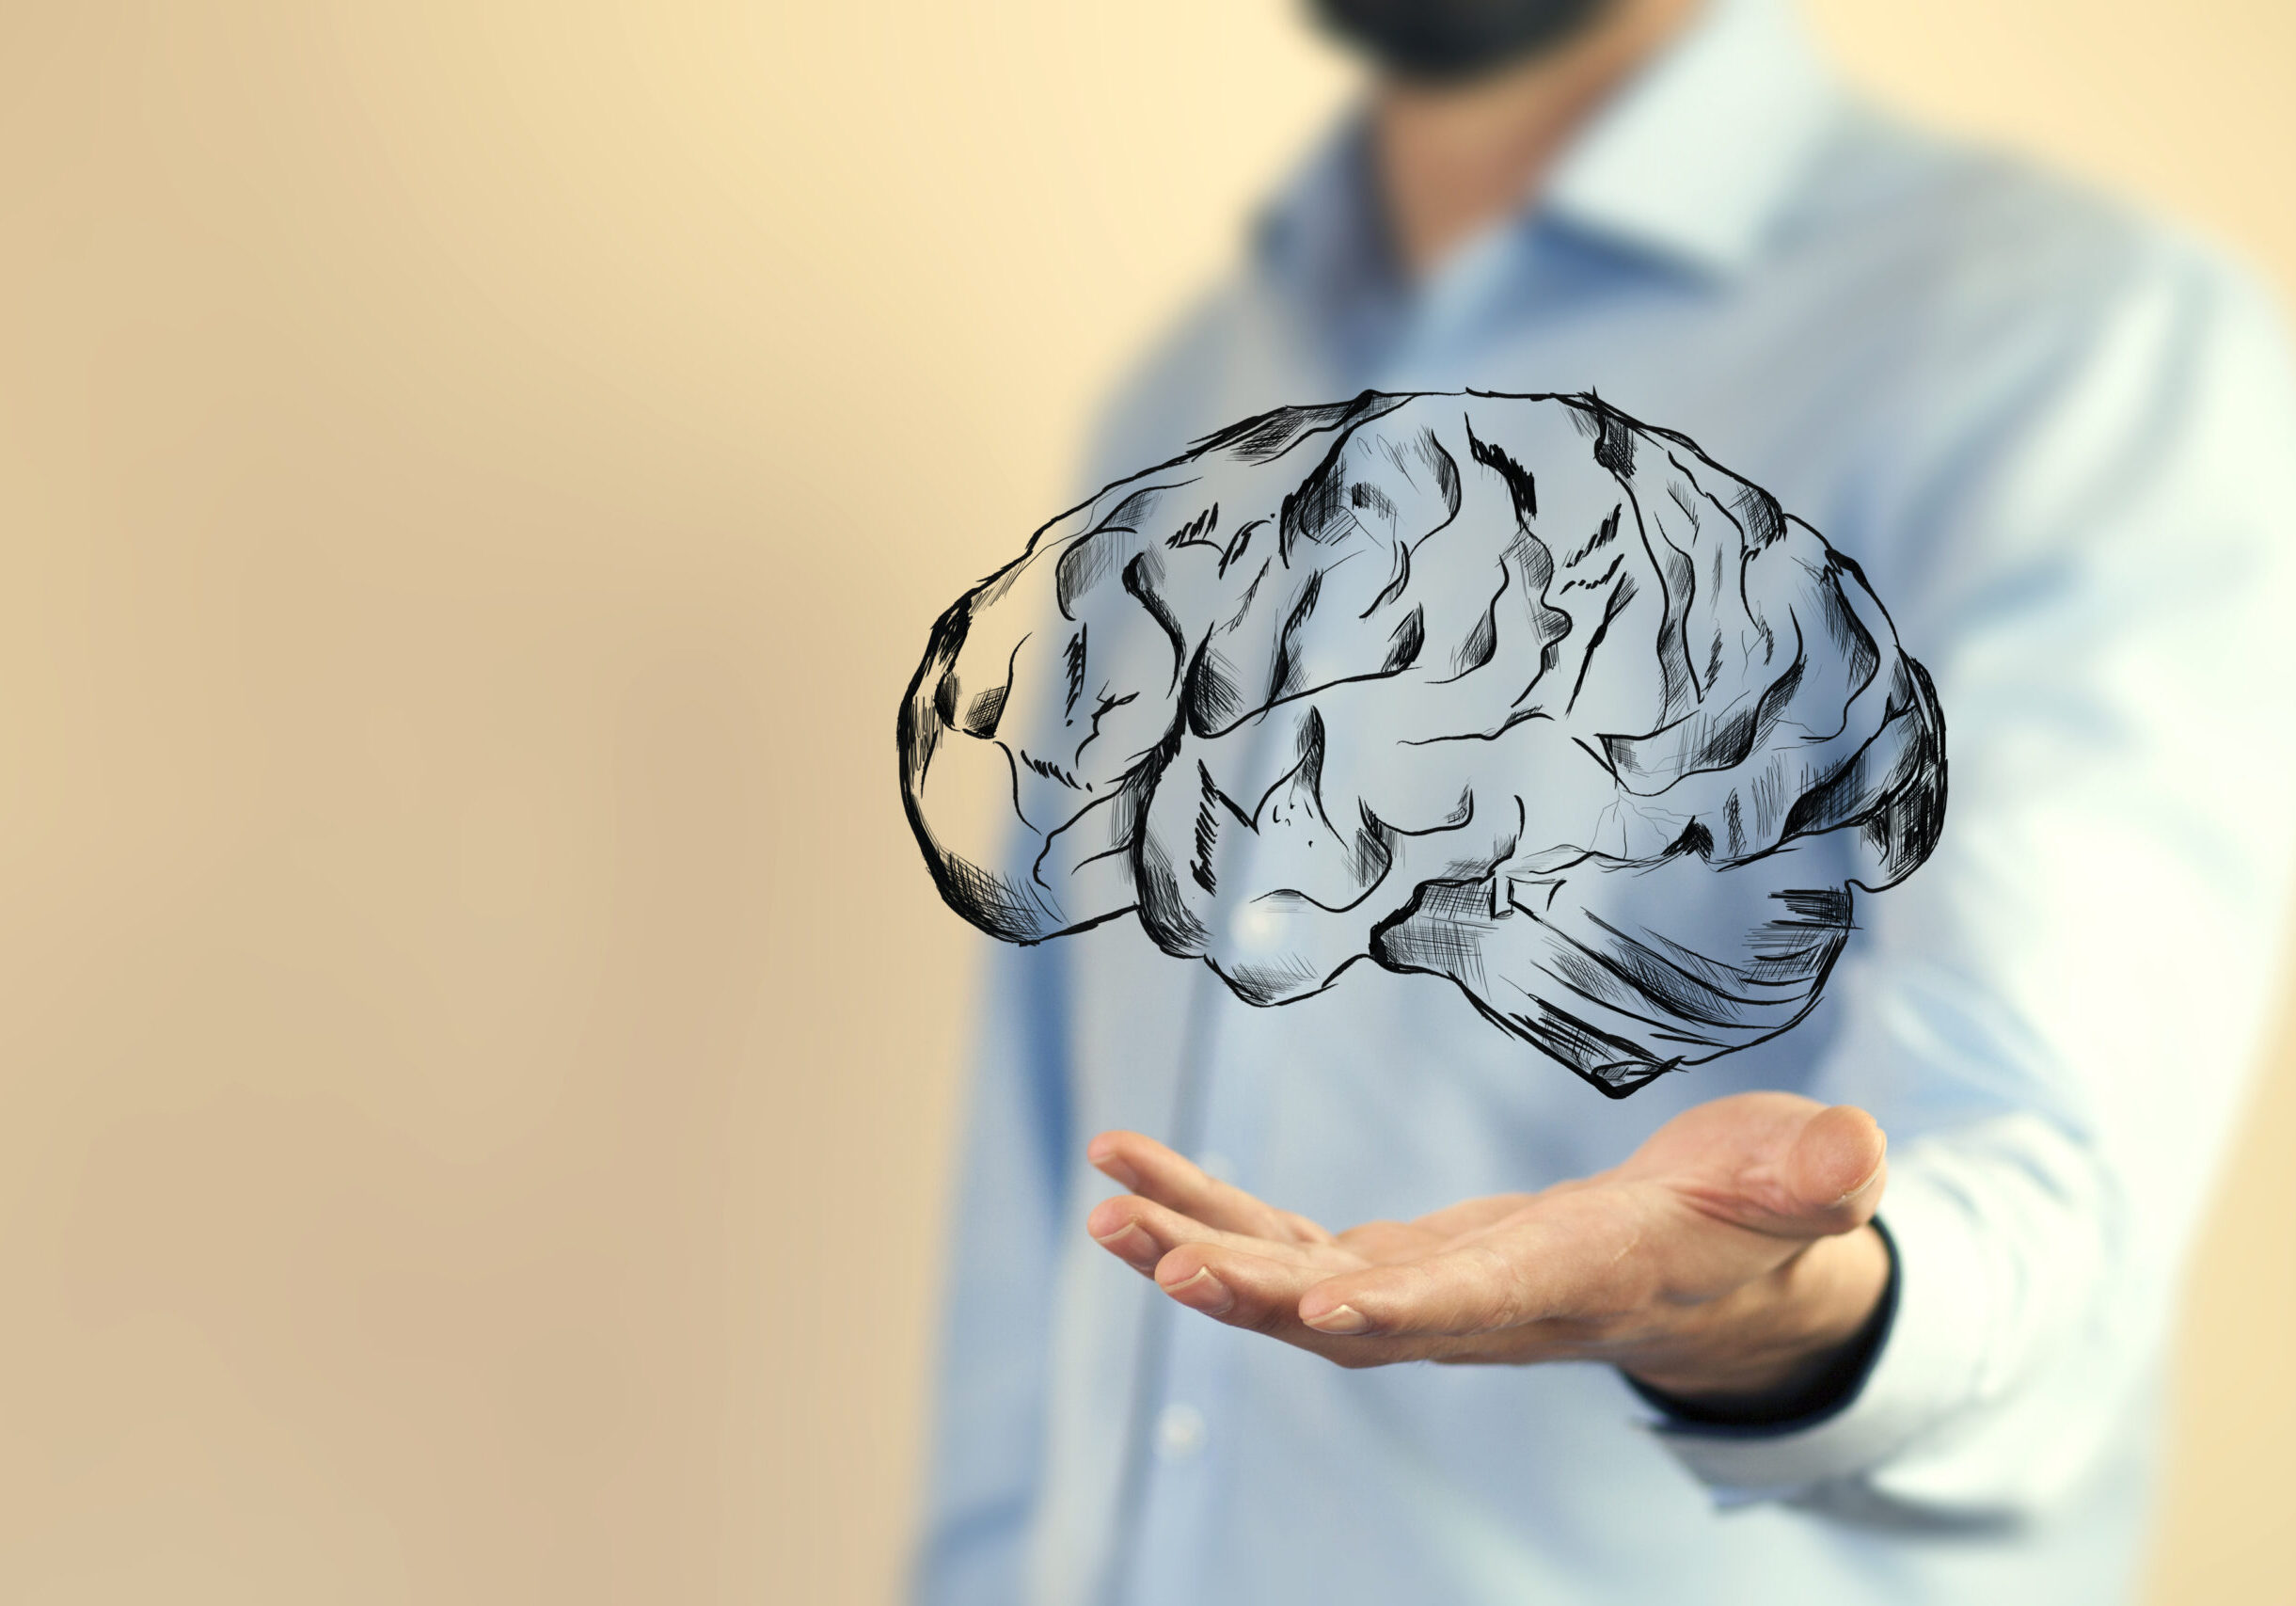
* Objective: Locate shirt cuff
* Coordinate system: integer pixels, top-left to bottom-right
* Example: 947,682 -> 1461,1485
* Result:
1635,1174 -> 1992,1498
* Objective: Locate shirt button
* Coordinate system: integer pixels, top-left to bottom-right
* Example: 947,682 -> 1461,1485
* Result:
1155,1402 -> 1208,1461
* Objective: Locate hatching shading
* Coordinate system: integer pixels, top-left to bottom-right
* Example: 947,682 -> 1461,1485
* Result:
898,392 -> 1945,1096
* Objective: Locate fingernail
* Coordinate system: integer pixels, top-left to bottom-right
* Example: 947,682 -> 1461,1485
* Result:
1830,1162 -> 1885,1209
1085,1138 -> 1142,1190
1092,1221 -> 1150,1261
1304,1303 -> 1370,1335
1162,1265 -> 1233,1315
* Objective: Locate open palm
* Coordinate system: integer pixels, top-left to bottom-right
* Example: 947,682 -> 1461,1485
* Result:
1085,1090 -> 1892,1401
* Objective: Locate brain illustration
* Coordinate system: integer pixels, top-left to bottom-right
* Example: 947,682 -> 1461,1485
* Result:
898,392 -> 1944,1095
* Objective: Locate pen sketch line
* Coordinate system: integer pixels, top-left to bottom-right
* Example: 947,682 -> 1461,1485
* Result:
898,391 -> 1946,1096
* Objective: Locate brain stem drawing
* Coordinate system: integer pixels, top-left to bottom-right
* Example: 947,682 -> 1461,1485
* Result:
899,392 -> 1945,1096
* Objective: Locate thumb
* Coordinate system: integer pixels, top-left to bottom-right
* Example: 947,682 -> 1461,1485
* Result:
1780,1104 -> 1888,1233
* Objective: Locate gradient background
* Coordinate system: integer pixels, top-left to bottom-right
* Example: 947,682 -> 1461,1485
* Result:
3,3 -> 2291,1601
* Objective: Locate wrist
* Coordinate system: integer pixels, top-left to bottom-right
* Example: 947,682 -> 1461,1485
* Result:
1625,1221 -> 1894,1408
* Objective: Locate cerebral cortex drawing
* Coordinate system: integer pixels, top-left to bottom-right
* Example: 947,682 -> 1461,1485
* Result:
898,391 -> 1945,1097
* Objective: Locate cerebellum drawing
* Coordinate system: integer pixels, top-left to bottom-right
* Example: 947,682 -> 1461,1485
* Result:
898,392 -> 1945,1096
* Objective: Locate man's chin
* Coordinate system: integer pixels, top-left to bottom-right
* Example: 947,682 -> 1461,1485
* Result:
1307,0 -> 1616,86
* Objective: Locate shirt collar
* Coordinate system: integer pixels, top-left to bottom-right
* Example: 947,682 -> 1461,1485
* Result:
1255,0 -> 1845,292
1543,0 -> 1845,276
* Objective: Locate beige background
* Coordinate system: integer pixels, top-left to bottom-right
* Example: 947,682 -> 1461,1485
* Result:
1,2 -> 2290,1600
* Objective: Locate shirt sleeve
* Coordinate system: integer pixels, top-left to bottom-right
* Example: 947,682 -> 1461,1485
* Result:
910,938 -> 1074,1604
1643,233 -> 2296,1519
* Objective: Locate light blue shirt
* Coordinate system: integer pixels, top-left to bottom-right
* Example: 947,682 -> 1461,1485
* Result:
913,2 -> 2296,1601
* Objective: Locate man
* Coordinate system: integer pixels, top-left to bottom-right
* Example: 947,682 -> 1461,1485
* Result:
916,0 -> 2296,1600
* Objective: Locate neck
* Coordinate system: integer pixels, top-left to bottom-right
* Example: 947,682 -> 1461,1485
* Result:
1370,0 -> 1702,279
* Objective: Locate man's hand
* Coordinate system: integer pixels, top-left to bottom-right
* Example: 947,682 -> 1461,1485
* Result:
1084,1092 -> 1891,1406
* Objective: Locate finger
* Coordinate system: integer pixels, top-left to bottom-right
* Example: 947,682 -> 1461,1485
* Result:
1781,1104 -> 1888,1232
1085,1130 -> 1333,1244
1299,1181 -> 1678,1340
1085,1194 -> 1352,1279
1154,1239 -> 1315,1327
1640,1094 -> 1887,1242
1151,1240 -> 1446,1367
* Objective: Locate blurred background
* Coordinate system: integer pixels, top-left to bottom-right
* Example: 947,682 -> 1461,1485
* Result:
2,2 -> 2291,1601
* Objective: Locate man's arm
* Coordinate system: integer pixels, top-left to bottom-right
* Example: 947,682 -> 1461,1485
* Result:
1671,230 -> 2296,1518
